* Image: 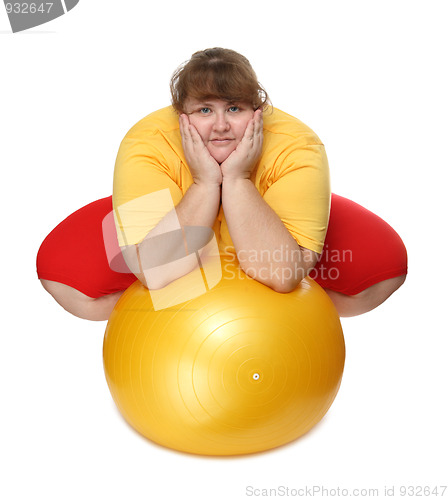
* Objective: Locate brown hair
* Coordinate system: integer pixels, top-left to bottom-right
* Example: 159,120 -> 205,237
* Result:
170,48 -> 270,113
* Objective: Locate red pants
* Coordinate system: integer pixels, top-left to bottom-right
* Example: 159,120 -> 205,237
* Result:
36,194 -> 407,297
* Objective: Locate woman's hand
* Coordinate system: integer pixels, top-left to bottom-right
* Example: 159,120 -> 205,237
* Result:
220,109 -> 263,181
179,114 -> 223,186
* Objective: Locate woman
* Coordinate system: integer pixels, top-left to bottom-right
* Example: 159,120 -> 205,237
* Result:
37,48 -> 407,320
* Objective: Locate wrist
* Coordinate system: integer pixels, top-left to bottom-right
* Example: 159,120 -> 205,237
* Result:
222,176 -> 251,191
193,179 -> 222,191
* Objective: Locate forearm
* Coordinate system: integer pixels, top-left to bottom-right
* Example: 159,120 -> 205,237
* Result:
175,182 -> 221,229
122,182 -> 221,289
222,177 -> 313,292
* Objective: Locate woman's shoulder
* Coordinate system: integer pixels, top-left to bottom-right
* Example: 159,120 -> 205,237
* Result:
123,106 -> 179,140
263,107 -> 323,146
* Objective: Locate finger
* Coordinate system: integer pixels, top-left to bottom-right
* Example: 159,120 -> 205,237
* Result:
243,117 -> 256,142
188,122 -> 204,146
253,109 -> 263,136
252,112 -> 264,152
179,114 -> 190,142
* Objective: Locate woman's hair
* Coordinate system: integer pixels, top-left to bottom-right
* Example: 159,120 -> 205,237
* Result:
170,48 -> 270,113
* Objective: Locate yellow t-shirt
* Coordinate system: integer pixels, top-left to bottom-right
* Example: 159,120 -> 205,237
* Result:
113,106 -> 330,254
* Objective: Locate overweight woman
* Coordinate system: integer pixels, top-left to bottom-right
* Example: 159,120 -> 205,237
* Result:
37,48 -> 407,320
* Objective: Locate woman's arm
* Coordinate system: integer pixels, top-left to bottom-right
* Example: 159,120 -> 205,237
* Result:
119,114 -> 222,290
220,111 -> 319,292
222,177 -> 318,292
120,182 -> 220,289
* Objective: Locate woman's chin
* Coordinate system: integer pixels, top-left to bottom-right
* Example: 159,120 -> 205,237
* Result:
211,150 -> 234,164
207,141 -> 238,164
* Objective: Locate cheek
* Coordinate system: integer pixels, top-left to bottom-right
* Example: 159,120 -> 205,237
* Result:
234,114 -> 254,141
189,119 -> 210,141
235,121 -> 250,141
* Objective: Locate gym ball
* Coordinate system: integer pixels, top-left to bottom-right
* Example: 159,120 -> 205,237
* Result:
103,260 -> 345,456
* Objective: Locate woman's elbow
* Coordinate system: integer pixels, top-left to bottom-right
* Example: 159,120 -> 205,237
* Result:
136,272 -> 177,291
269,275 -> 302,293
255,266 -> 305,293
270,281 -> 298,294
267,262 -> 315,293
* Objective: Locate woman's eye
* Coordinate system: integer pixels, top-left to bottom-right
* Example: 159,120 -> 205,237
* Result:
229,106 -> 239,112
200,108 -> 211,114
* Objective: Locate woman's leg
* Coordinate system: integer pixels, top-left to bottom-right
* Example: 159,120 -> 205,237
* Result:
39,279 -> 125,321
37,196 -> 137,321
324,274 -> 406,317
312,194 -> 408,317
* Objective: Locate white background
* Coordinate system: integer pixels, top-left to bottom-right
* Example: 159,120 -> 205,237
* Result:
1,1 -> 447,499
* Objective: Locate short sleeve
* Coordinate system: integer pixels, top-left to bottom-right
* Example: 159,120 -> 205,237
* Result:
262,143 -> 331,254
112,136 -> 184,246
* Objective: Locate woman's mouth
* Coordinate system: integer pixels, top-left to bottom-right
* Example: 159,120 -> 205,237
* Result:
210,138 -> 234,145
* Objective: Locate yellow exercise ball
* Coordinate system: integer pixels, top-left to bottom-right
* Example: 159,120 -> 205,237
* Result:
103,261 -> 345,456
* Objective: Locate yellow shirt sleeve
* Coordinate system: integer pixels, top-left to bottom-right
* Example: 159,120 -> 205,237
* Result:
112,136 -> 185,246
261,142 -> 331,254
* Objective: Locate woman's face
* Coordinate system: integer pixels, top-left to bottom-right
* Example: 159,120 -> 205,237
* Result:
183,97 -> 255,163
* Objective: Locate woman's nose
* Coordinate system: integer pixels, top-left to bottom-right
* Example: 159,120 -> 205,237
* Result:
213,112 -> 230,132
